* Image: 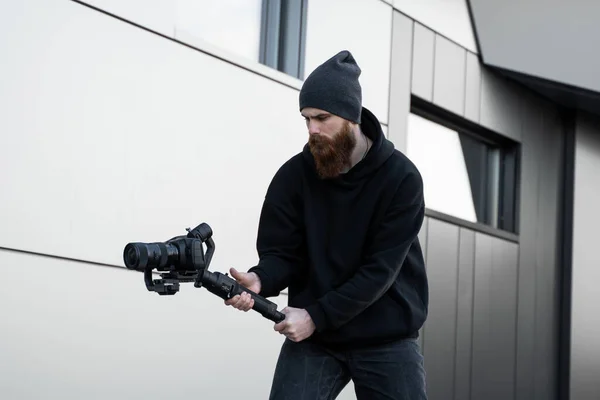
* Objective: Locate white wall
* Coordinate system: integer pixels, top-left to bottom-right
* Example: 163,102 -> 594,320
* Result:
0,0 -> 306,269
570,111 -> 600,400
80,0 -> 265,65
78,0 -> 176,38
0,248 -> 288,399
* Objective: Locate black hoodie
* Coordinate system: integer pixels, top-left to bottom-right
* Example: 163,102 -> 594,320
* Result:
249,107 -> 428,349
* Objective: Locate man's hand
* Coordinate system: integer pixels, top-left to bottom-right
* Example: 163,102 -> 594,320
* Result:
274,307 -> 316,342
224,268 -> 262,312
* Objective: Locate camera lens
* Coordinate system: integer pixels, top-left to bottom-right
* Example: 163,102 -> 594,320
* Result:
123,243 -> 148,271
123,242 -> 179,271
126,246 -> 140,268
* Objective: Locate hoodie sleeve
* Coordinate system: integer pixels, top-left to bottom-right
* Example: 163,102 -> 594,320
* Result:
305,170 -> 425,332
248,161 -> 305,298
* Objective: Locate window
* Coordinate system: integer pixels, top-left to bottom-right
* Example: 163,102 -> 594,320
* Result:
174,0 -> 308,79
406,104 -> 520,233
260,0 -> 308,79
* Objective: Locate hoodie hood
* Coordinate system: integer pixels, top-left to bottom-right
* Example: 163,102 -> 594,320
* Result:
302,106 -> 395,182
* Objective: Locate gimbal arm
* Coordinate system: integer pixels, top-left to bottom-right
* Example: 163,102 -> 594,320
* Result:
124,223 -> 285,323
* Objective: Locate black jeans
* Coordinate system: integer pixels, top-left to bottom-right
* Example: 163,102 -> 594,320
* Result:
268,337 -> 427,400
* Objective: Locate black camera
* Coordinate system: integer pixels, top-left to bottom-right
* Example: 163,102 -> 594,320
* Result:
123,223 -> 284,323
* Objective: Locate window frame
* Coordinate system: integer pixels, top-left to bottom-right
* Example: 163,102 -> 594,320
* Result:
409,96 -> 521,239
259,0 -> 309,79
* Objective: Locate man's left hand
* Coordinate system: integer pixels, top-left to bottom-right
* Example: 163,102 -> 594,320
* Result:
274,307 -> 316,342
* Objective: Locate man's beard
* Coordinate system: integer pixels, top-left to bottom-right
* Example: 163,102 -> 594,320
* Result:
308,122 -> 357,179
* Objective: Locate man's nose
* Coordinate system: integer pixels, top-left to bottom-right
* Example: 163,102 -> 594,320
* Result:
307,121 -> 320,135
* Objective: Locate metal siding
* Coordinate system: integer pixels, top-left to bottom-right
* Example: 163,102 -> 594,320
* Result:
385,11 -> 567,400
455,228 -> 475,400
419,217 -> 429,264
417,216 -> 429,350
534,105 -> 562,400
471,233 -> 494,400
571,111 -> 600,400
433,34 -> 466,116
411,23 -> 435,101
491,239 -> 519,400
467,0 -> 600,95
479,68 -> 523,142
515,92 -> 543,400
422,219 -> 459,400
464,51 -> 481,123
388,11 -> 414,153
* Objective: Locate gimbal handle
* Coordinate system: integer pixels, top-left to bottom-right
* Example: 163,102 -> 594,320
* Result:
186,223 -> 285,323
197,270 -> 285,323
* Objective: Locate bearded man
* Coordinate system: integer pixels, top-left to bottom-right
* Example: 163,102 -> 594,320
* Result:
225,50 -> 429,400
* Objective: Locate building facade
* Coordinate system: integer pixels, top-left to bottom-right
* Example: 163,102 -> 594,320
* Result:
1,1 -> 598,399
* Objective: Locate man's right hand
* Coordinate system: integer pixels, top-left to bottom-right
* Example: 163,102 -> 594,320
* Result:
224,268 -> 262,312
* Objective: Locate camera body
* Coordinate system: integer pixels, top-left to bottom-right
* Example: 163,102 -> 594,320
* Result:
123,223 -> 285,323
123,223 -> 214,295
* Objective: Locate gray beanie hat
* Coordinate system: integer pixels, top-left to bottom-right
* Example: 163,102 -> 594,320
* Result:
299,50 -> 362,123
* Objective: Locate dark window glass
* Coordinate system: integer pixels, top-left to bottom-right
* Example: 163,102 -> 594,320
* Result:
407,110 -> 519,233
260,0 -> 308,79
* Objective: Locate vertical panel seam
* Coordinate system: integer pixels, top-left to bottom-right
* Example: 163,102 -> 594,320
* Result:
453,227 -> 462,400
468,231 -> 474,400
532,110 -> 544,400
514,242 -> 522,400
513,242 -> 521,400
421,216 -> 429,358
469,232 -> 477,399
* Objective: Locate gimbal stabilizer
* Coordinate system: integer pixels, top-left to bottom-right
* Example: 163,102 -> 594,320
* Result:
123,223 -> 285,323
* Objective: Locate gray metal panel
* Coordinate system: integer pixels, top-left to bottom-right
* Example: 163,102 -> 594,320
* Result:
417,216 -> 428,350
455,228 -> 475,400
419,217 -> 429,266
433,34 -> 466,116
534,104 -> 562,400
571,111 -> 600,400
411,23 -> 435,101
514,91 -> 543,400
388,11 -> 414,153
473,234 -> 519,400
468,0 -> 600,94
479,67 -> 523,142
471,232 -> 493,400
490,239 -> 519,400
464,51 -> 481,123
421,219 -> 459,400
